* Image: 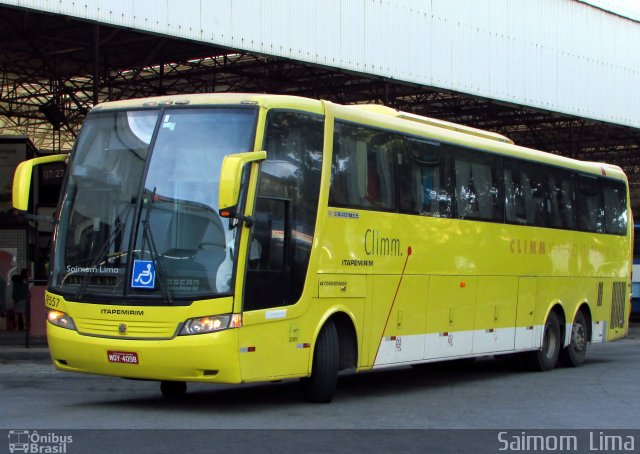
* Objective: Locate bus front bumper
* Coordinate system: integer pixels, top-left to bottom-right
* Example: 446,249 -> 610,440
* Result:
47,323 -> 242,383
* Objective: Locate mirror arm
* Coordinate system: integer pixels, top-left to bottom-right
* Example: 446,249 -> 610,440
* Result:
219,209 -> 254,228
234,213 -> 254,228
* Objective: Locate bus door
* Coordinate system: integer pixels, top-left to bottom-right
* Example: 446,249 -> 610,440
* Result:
238,197 -> 309,380
237,109 -> 324,381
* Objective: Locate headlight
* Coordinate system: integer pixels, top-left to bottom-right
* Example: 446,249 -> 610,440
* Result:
47,309 -> 77,331
179,313 -> 241,335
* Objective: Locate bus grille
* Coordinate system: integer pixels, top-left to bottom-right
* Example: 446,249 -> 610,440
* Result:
75,318 -> 178,339
610,281 -> 626,329
596,282 -> 604,307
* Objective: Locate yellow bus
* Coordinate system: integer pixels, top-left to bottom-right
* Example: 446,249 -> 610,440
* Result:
13,94 -> 631,403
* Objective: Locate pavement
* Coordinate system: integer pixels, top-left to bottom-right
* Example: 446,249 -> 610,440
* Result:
0,330 -> 50,362
0,319 -> 638,363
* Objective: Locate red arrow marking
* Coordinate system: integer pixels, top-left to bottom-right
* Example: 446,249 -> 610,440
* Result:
373,246 -> 412,365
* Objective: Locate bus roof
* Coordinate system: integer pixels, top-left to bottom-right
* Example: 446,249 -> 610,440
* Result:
90,93 -> 324,113
345,104 -> 514,145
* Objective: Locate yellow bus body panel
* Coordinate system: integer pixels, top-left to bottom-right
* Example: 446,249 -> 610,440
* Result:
317,207 -> 630,367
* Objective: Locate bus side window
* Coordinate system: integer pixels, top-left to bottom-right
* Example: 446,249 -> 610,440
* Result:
504,164 -> 519,223
547,173 -> 561,228
547,169 -> 576,230
603,179 -> 628,235
577,175 -> 604,232
395,140 -> 417,214
521,163 -> 548,227
367,143 -> 395,208
330,124 -> 365,207
399,138 -> 452,218
330,122 -> 396,211
505,161 -> 548,227
561,175 -> 577,229
453,148 -> 502,222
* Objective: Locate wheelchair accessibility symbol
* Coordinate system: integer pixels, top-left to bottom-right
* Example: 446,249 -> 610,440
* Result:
131,260 -> 156,289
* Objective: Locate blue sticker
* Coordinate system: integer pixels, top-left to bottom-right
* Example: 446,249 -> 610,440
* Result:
131,260 -> 156,289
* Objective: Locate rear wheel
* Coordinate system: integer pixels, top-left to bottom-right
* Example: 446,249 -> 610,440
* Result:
300,320 -> 339,403
160,381 -> 187,399
525,311 -> 561,372
559,311 -> 588,367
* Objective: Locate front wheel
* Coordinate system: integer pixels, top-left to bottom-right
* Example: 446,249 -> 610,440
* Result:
300,320 -> 339,403
559,311 -> 588,367
525,311 -> 561,372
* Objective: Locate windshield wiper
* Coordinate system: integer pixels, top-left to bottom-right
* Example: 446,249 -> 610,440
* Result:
140,188 -> 173,305
75,199 -> 133,301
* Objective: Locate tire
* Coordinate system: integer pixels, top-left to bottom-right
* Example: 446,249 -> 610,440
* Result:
559,311 -> 588,367
160,381 -> 187,399
300,320 -> 339,403
524,311 -> 561,372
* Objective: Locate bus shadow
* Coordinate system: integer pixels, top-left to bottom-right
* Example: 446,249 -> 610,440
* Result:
83,355 -> 610,412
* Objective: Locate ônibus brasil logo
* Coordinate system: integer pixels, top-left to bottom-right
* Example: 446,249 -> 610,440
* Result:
8,430 -> 73,453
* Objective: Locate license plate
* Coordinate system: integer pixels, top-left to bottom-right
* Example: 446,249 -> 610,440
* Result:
107,350 -> 139,364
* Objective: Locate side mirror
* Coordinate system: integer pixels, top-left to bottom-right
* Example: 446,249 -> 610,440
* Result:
218,150 -> 267,222
13,154 -> 68,211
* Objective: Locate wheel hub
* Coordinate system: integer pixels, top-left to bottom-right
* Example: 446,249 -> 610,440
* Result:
572,323 -> 586,352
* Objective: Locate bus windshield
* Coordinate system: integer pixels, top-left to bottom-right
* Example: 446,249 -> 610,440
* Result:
51,106 -> 257,302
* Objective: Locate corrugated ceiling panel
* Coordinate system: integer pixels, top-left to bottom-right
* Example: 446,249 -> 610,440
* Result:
409,1 -> 431,85
1,0 -> 638,128
363,0 -> 383,74
338,0 -> 355,71
290,0 -> 316,61
315,0 -> 340,68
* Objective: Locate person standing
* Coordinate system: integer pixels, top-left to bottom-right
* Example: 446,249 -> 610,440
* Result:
11,269 -> 29,331
0,273 -> 6,329
0,250 -> 16,330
